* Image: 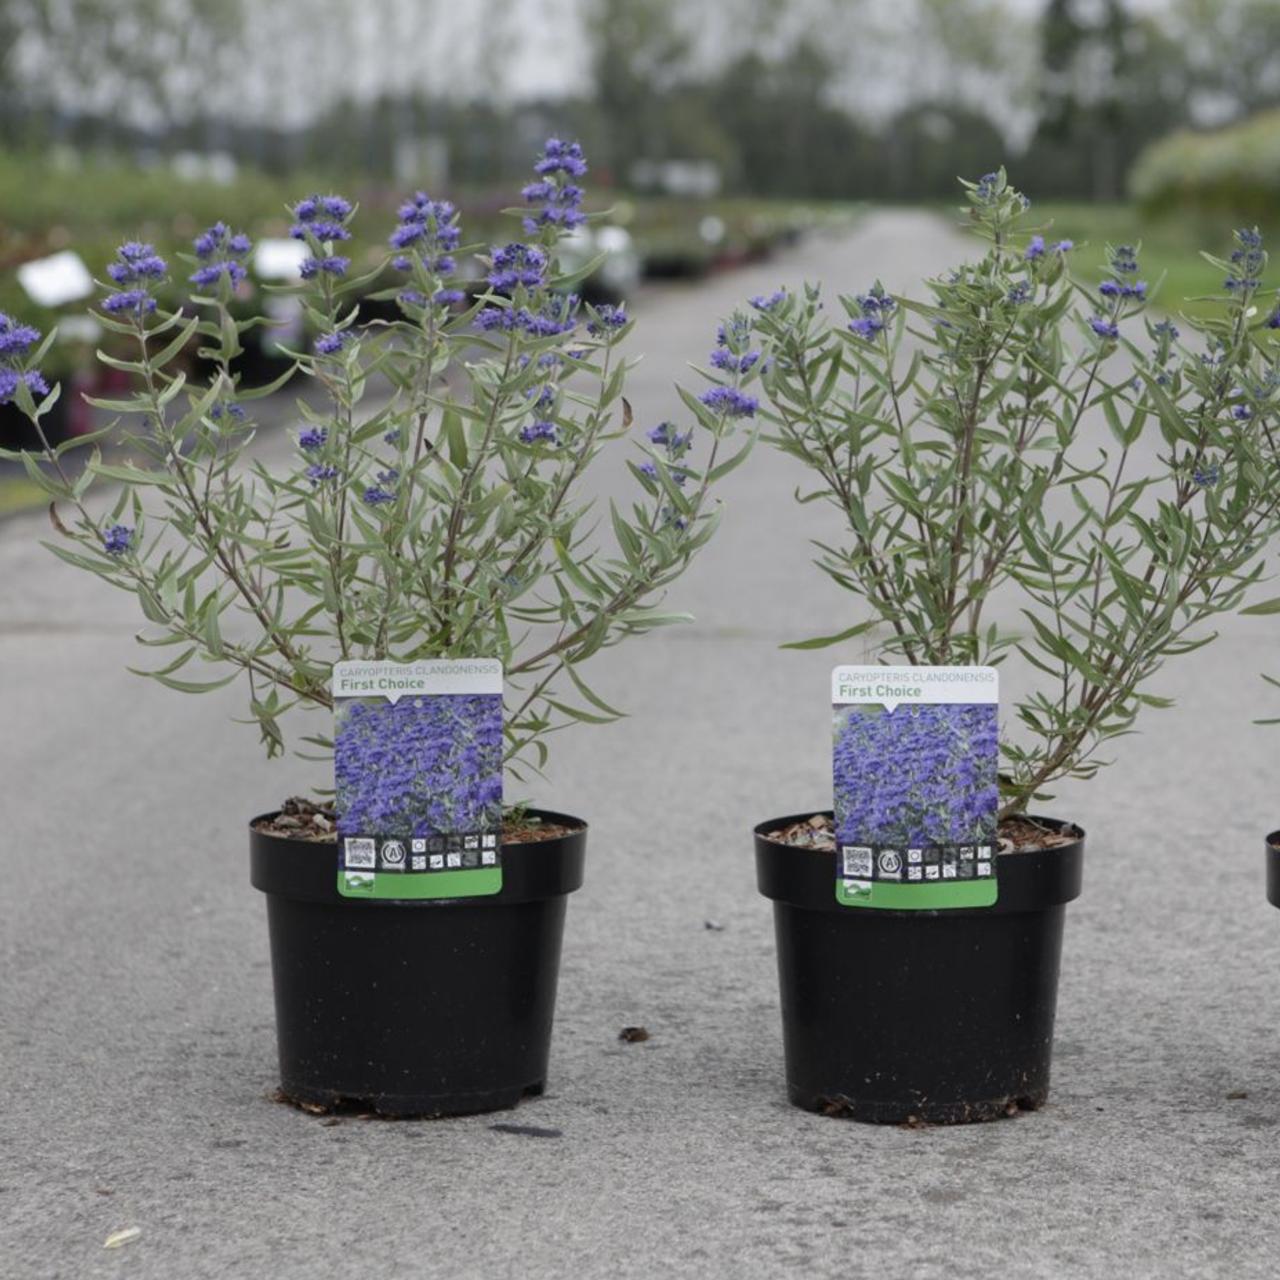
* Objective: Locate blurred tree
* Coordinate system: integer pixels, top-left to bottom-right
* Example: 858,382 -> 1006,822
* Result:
1025,0 -> 1186,200
883,104 -> 1008,200
13,0 -> 245,145
581,0 -> 695,181
1171,0 -> 1280,122
708,41 -> 880,199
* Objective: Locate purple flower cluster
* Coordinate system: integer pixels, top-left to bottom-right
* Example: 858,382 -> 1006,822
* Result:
710,347 -> 759,374
587,303 -> 628,335
390,195 -> 461,319
833,702 -> 998,846
534,138 -> 587,178
475,292 -> 579,338
390,193 -> 460,264
335,693 -> 503,839
646,422 -> 691,486
637,420 -> 695,530
103,242 -> 166,315
189,222 -> 252,290
298,427 -> 327,450
292,193 -> 352,280
699,385 -> 757,418
1090,316 -> 1120,340
1226,227 -> 1265,292
362,467 -> 399,506
522,140 -> 587,234
1100,279 -> 1146,300
314,330 -> 352,356
487,243 -> 548,292
519,419 -> 557,445
848,286 -> 896,341
749,289 -> 787,312
1193,462 -> 1221,488
306,462 -> 339,485
100,523 -> 133,556
0,313 -> 48,404
1025,235 -> 1072,261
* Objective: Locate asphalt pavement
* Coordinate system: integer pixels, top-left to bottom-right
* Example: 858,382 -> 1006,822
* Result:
3,209 -> 1280,1279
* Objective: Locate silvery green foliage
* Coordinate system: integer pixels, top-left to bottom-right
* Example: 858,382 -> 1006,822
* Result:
739,170 -> 1280,818
8,146 -> 754,779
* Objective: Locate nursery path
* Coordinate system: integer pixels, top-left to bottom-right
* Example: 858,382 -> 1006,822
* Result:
4,209 -> 1280,1280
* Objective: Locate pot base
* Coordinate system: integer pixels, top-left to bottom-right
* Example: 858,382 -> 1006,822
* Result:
277,1078 -> 546,1119
793,1085 -> 1047,1126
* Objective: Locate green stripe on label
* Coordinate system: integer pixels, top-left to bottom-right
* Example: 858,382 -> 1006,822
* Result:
338,867 -> 503,900
836,878 -> 997,910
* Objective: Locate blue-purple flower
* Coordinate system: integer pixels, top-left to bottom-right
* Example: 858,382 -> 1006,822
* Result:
519,419 -> 557,445
699,386 -> 757,418
487,243 -> 548,292
0,367 -> 49,402
1090,316 -> 1119,340
710,347 -> 760,374
533,138 -> 588,178
102,242 -> 166,315
476,293 -> 579,338
189,223 -> 252,290
292,193 -> 353,280
587,303 -> 628,335
0,313 -> 48,404
1226,227 -> 1265,292
101,524 -> 133,556
849,285 -> 895,340
298,427 -> 327,450
314,330 -> 352,356
0,314 -> 41,357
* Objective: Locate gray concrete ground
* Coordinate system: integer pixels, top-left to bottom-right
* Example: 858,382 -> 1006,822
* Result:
4,210 -> 1280,1279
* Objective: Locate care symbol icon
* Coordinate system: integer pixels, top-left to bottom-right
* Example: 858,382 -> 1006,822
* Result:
878,849 -> 902,876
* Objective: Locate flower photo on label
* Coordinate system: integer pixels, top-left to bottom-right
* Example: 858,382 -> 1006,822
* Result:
335,692 -> 502,841
833,702 -> 998,848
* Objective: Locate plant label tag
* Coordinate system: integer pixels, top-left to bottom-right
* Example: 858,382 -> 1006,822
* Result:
333,659 -> 504,900
831,665 -> 999,909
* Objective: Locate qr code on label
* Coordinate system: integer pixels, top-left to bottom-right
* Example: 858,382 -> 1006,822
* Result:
841,845 -> 874,878
344,838 -> 376,870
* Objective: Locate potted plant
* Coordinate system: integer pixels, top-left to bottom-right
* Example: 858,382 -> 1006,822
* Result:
725,170 -> 1280,1123
3,139 -> 754,1117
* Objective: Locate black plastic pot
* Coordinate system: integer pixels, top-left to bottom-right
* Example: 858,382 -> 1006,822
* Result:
756,811 -> 1084,1124
250,809 -> 586,1117
1266,833 -> 1280,907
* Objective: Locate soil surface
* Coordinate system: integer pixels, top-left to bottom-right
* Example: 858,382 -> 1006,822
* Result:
763,812 -> 1080,853
253,796 -> 580,845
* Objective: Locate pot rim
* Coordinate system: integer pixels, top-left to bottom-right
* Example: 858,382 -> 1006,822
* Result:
755,809 -> 1083,915
250,806 -> 587,907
